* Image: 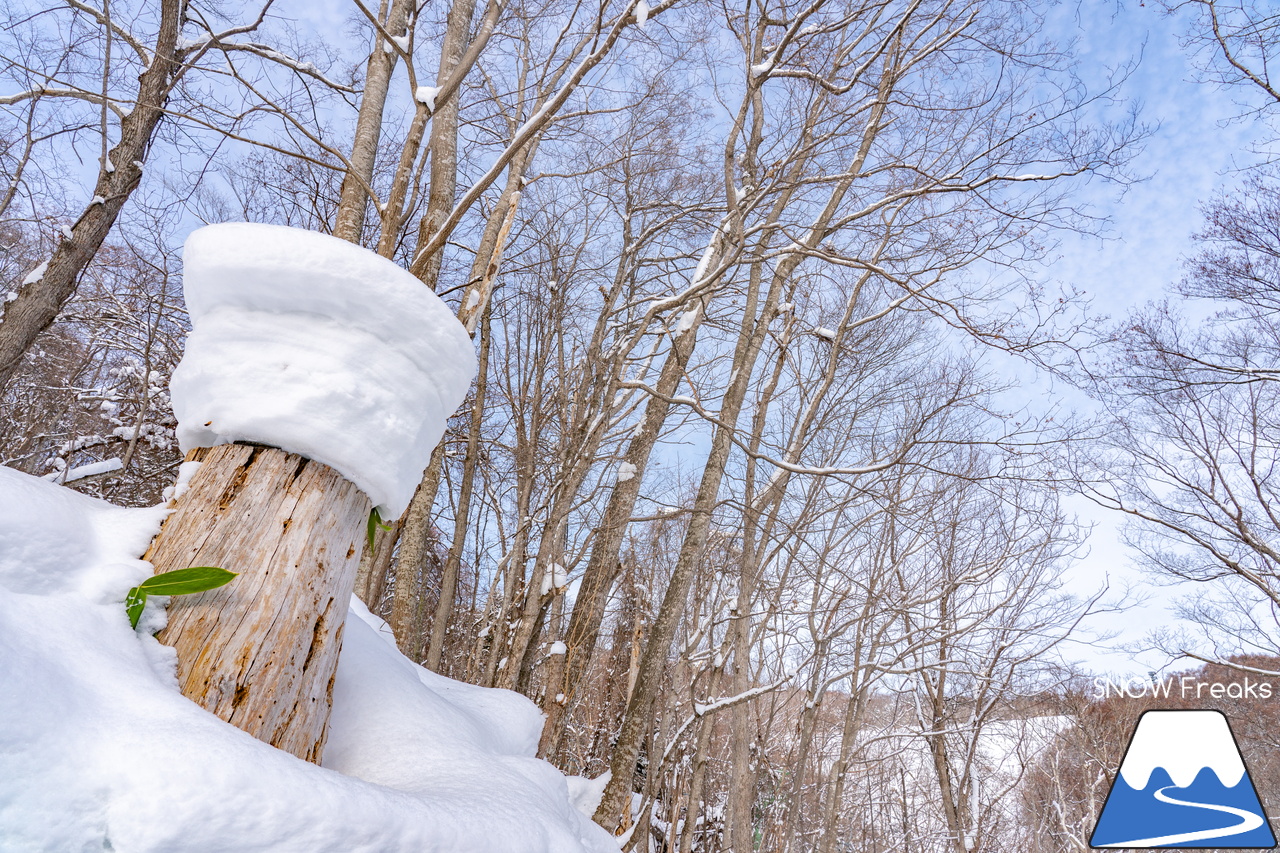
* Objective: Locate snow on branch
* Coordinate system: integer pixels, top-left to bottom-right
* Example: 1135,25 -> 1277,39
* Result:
41,457 -> 123,485
201,41 -> 357,92
0,86 -> 131,119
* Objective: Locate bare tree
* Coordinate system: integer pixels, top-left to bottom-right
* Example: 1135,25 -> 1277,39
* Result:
588,0 -> 1137,832
0,0 -> 338,391
1082,182 -> 1280,671
0,0 -> 188,391
1167,0 -> 1280,137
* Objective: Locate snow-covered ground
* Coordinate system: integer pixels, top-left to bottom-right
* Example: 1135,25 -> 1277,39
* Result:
0,464 -> 615,852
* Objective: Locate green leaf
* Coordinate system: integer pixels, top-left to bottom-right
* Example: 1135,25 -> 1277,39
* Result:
125,587 -> 147,630
367,507 -> 391,550
137,566 -> 238,597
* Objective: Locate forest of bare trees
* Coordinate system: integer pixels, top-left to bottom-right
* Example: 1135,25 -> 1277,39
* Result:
6,0 -> 1280,850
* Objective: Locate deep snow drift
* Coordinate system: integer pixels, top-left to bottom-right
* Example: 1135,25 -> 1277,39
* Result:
170,224 -> 476,517
0,465 -> 614,852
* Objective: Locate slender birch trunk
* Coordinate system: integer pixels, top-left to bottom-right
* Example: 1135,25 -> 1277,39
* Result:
425,305 -> 491,670
390,144 -> 533,653
331,0 -> 414,244
594,253 -> 784,830
538,293 -> 711,756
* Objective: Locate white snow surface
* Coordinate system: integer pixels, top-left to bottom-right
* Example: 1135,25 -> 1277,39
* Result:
1118,710 -> 1247,790
22,261 -> 48,286
40,456 -> 124,484
415,85 -> 440,111
566,772 -> 610,820
673,308 -> 698,336
539,563 -> 570,596
0,465 -> 614,853
170,224 -> 476,518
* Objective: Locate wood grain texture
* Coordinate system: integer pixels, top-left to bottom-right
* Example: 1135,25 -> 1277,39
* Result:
145,443 -> 370,764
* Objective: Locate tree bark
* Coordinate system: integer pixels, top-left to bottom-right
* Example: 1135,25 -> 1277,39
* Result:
723,317 -> 792,852
390,144 -> 534,655
425,303 -> 490,670
405,0 -> 477,283
817,680 -> 870,853
781,653 -> 826,853
147,443 -> 370,764
678,672 -> 720,853
593,291 -> 776,829
593,45 -> 897,825
331,0 -> 415,244
538,295 -> 708,757
387,457 -> 444,654
925,681 -> 970,853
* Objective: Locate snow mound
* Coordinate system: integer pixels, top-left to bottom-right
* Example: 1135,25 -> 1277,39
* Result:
0,465 -> 614,853
0,463 -> 166,599
170,224 -> 476,517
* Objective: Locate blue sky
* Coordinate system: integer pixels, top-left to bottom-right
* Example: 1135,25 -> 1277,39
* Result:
1041,2 -> 1274,675
1054,2 -> 1269,313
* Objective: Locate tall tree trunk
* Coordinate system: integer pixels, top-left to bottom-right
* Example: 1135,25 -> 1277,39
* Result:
0,0 -> 185,393
147,443 -> 370,763
388,144 -> 532,653
605,47 -> 896,828
780,651 -> 826,853
594,258 -> 783,830
592,125 -> 874,823
481,461 -> 534,685
678,668 -> 721,853
332,0 -> 415,244
538,295 -> 709,757
817,681 -> 870,853
723,311 -> 793,852
405,0 -> 477,283
424,303 -> 491,670
340,0 -> 453,641
925,678 -> 969,853
724,573 -> 761,850
386,452 -> 444,655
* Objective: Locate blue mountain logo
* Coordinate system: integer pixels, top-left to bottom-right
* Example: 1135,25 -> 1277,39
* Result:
1091,709 -> 1276,848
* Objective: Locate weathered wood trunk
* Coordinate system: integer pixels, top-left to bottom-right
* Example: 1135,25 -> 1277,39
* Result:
145,443 -> 370,764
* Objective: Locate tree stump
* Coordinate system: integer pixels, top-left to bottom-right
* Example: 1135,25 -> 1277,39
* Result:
145,443 -> 370,763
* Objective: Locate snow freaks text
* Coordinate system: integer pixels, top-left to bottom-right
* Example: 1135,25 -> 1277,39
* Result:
1094,676 -> 1275,701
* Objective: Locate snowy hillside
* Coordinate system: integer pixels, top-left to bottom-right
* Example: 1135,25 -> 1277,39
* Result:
0,464 -> 614,852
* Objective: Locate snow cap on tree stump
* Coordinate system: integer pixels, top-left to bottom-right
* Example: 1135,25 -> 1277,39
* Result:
170,223 -> 475,518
